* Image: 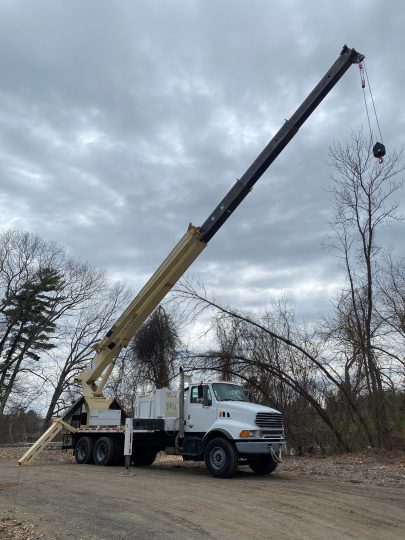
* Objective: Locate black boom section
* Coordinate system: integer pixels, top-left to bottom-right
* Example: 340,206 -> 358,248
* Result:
200,45 -> 364,243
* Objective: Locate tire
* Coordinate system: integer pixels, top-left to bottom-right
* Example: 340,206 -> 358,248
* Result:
93,436 -> 117,466
204,438 -> 239,478
247,455 -> 278,475
75,436 -> 94,464
131,449 -> 157,466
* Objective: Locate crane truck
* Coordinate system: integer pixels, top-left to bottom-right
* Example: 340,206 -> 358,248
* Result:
20,45 -> 364,478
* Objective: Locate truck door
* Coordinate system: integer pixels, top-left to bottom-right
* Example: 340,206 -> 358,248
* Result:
186,385 -> 216,434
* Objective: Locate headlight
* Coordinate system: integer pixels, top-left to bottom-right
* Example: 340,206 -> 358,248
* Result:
239,430 -> 256,438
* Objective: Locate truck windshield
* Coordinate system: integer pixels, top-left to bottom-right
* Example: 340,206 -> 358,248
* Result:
212,383 -> 248,402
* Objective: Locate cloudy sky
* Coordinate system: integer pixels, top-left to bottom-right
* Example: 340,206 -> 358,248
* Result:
0,0 -> 404,326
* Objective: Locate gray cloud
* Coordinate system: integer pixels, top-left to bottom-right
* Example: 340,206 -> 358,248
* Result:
0,0 -> 403,323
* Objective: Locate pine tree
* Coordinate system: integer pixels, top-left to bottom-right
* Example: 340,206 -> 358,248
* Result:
0,267 -> 64,413
2,267 -> 62,358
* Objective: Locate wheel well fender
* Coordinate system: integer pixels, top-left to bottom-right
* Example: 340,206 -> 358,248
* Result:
202,429 -> 233,451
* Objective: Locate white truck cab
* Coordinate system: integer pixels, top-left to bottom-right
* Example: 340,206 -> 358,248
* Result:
132,380 -> 286,478
186,382 -> 284,446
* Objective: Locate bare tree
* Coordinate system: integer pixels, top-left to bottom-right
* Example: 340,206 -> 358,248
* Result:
106,348 -> 142,415
377,252 -> 405,369
170,134 -> 404,451
215,316 -> 243,381
324,131 -> 403,446
41,280 -> 129,426
175,281 -> 370,451
130,306 -> 180,389
0,229 -> 115,415
105,305 -> 184,414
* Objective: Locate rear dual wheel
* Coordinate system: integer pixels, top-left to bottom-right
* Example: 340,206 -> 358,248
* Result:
75,436 -> 94,464
75,436 -> 119,466
93,436 -> 118,466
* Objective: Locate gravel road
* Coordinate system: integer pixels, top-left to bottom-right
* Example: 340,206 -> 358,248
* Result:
1,458 -> 404,539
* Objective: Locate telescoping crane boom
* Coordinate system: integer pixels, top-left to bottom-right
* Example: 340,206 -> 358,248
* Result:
20,45 -> 364,465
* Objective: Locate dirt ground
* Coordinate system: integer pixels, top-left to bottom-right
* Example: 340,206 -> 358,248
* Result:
0,447 -> 404,539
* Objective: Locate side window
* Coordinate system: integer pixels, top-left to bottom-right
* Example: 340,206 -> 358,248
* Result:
190,385 -> 212,405
190,386 -> 199,403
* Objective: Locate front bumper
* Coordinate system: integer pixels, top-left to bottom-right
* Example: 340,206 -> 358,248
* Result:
235,439 -> 286,455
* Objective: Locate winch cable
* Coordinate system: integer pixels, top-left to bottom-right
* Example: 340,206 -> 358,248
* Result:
364,62 -> 384,146
359,60 -> 386,163
359,63 -> 374,142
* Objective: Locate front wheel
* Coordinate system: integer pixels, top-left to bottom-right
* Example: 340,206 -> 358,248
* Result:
204,438 -> 239,478
247,455 -> 278,475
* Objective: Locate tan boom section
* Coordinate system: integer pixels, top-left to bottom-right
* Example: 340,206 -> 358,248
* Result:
19,224 -> 205,465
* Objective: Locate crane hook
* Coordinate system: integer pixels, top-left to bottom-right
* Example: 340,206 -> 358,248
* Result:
373,141 -> 386,163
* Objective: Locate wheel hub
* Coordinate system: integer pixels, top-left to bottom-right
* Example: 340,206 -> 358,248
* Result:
97,445 -> 106,461
211,447 -> 226,469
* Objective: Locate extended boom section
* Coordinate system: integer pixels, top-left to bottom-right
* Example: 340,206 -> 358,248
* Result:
77,224 -> 206,403
200,45 -> 364,241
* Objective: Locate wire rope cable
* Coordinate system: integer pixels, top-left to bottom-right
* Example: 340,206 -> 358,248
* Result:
359,61 -> 386,162
364,62 -> 384,143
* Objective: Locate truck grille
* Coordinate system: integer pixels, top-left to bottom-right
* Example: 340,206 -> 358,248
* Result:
255,412 -> 283,429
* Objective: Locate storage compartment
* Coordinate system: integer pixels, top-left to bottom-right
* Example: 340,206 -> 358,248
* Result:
89,409 -> 122,426
135,389 -> 179,430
